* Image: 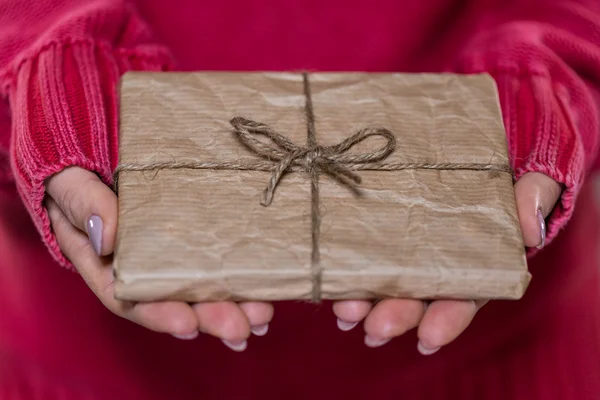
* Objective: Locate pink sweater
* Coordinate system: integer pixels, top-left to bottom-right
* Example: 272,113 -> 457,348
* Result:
1,0 -> 600,267
0,0 -> 599,399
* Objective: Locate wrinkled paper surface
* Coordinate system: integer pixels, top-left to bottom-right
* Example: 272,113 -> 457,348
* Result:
114,72 -> 530,302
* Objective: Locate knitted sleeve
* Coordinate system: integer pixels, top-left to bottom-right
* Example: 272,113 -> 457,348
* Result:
0,0 -> 175,267
451,0 -> 600,247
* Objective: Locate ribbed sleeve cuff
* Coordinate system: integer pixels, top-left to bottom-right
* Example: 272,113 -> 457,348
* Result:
451,20 -> 600,251
6,40 -> 174,268
483,69 -> 587,249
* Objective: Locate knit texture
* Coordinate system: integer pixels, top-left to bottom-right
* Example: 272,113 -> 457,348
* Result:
0,0 -> 599,267
0,0 -> 599,399
451,6 -> 600,247
0,0 -> 598,269
0,0 -> 174,266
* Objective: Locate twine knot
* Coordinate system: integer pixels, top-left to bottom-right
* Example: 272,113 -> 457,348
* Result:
230,116 -> 396,207
305,146 -> 325,165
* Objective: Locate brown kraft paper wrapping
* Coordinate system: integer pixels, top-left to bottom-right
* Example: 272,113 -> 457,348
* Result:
113,71 -> 530,303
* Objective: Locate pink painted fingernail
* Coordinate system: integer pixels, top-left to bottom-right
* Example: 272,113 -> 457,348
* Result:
364,335 -> 391,348
222,340 -> 248,352
86,215 -> 103,255
251,324 -> 269,336
337,319 -> 358,331
536,209 -> 546,249
417,341 -> 440,356
172,331 -> 198,340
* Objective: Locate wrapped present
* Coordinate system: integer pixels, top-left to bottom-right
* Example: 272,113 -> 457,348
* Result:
113,71 -> 530,303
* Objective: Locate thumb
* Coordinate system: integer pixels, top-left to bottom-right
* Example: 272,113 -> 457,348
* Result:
514,172 -> 562,249
46,167 -> 117,256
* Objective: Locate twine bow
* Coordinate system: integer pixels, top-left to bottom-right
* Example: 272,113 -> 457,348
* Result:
230,116 -> 396,207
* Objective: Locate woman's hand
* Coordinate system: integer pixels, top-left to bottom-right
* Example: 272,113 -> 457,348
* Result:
332,172 -> 562,354
45,167 -> 273,351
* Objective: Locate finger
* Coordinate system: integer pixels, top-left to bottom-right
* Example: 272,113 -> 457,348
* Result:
417,299 -> 488,355
193,302 -> 251,351
332,300 -> 373,331
363,299 -> 425,347
129,302 -> 199,338
47,197 -> 198,336
514,172 -> 562,248
239,302 -> 274,336
46,196 -> 107,291
46,167 -> 117,255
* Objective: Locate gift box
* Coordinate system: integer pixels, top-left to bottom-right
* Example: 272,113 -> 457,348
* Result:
113,71 -> 530,303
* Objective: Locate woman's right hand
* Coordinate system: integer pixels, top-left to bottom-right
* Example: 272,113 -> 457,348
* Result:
45,166 -> 273,351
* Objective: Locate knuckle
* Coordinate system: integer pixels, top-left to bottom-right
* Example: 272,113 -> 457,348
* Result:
63,235 -> 92,260
53,171 -> 99,225
57,184 -> 83,218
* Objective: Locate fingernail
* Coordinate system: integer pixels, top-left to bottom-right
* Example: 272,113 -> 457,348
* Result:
172,331 -> 198,340
222,340 -> 247,352
251,324 -> 269,336
364,335 -> 391,348
86,215 -> 103,255
417,341 -> 440,356
337,319 -> 358,331
536,209 -> 546,249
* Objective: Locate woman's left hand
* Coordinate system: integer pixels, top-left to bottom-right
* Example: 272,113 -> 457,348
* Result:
332,172 -> 561,354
